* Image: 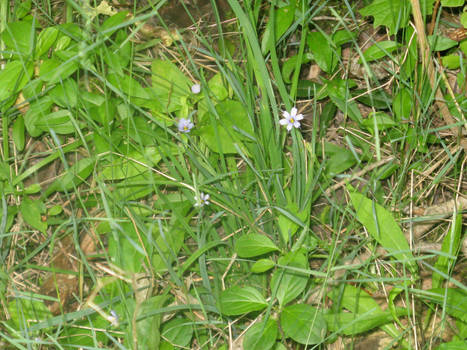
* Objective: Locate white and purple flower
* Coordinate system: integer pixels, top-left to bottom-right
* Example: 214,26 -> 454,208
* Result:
279,107 -> 303,131
194,192 -> 210,207
178,118 -> 194,133
191,84 -> 201,94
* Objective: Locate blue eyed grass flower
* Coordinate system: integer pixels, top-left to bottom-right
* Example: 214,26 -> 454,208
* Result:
178,118 -> 194,133
194,192 -> 210,207
191,83 -> 201,94
280,107 -> 303,131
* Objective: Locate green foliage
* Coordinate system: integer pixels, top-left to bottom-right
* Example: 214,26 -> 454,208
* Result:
243,318 -> 278,350
161,318 -> 194,348
280,304 -> 327,345
219,286 -> 268,316
349,189 -> 417,274
235,234 -> 279,258
1,0 -> 465,348
271,251 -> 308,307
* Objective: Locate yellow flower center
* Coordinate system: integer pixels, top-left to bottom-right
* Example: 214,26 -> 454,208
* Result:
290,118 -> 295,123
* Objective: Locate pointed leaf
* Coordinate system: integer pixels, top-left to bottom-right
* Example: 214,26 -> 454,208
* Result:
359,0 -> 411,35
280,304 -> 326,345
20,196 -> 47,233
425,288 -> 467,322
251,259 -> 275,273
271,252 -> 308,306
220,286 -> 267,316
235,234 -> 279,258
243,318 -> 278,350
349,190 -> 417,273
161,318 -> 193,348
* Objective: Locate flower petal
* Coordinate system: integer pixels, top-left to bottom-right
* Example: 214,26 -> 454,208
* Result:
290,107 -> 298,117
282,110 -> 290,119
286,123 -> 293,131
295,113 -> 304,121
293,121 -> 301,128
279,118 -> 288,125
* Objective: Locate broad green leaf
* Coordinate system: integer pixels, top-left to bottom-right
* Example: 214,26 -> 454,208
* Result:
131,295 -> 168,349
208,73 -> 229,101
48,205 -> 63,216
20,196 -> 47,233
442,54 -> 461,69
280,304 -> 326,345
282,53 -> 313,84
251,259 -> 275,273
100,11 -> 128,38
393,87 -> 412,121
461,12 -> 467,28
432,212 -> 463,288
331,284 -> 385,314
35,109 -> 76,134
0,203 -> 16,234
108,73 -> 150,100
326,78 -> 362,124
50,157 -> 95,193
349,190 -> 417,273
16,0 -> 31,19
261,3 -> 296,53
441,0 -> 464,6
321,142 -> 357,176
12,116 -> 25,152
359,0 -> 411,35
277,197 -> 310,244
24,97 -> 53,137
110,174 -> 155,201
360,40 -> 399,62
49,79 -> 78,108
333,30 -> 356,46
307,31 -> 339,73
428,35 -> 458,51
152,220 -> 186,272
426,288 -> 467,322
296,80 -> 327,99
151,59 -> 191,112
35,27 -> 59,57
353,88 -> 392,109
39,56 -> 79,84
161,318 -> 193,348
0,60 -> 33,102
434,341 -> 467,350
219,286 -> 267,316
361,111 -> 396,132
100,146 -> 161,180
1,21 -> 35,57
108,221 -> 152,273
325,307 -> 406,335
243,318 -> 278,350
8,298 -> 52,330
0,162 -> 11,181
235,234 -> 279,258
328,150 -> 357,175
271,252 -> 308,306
328,284 -> 403,339
199,100 -> 254,154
